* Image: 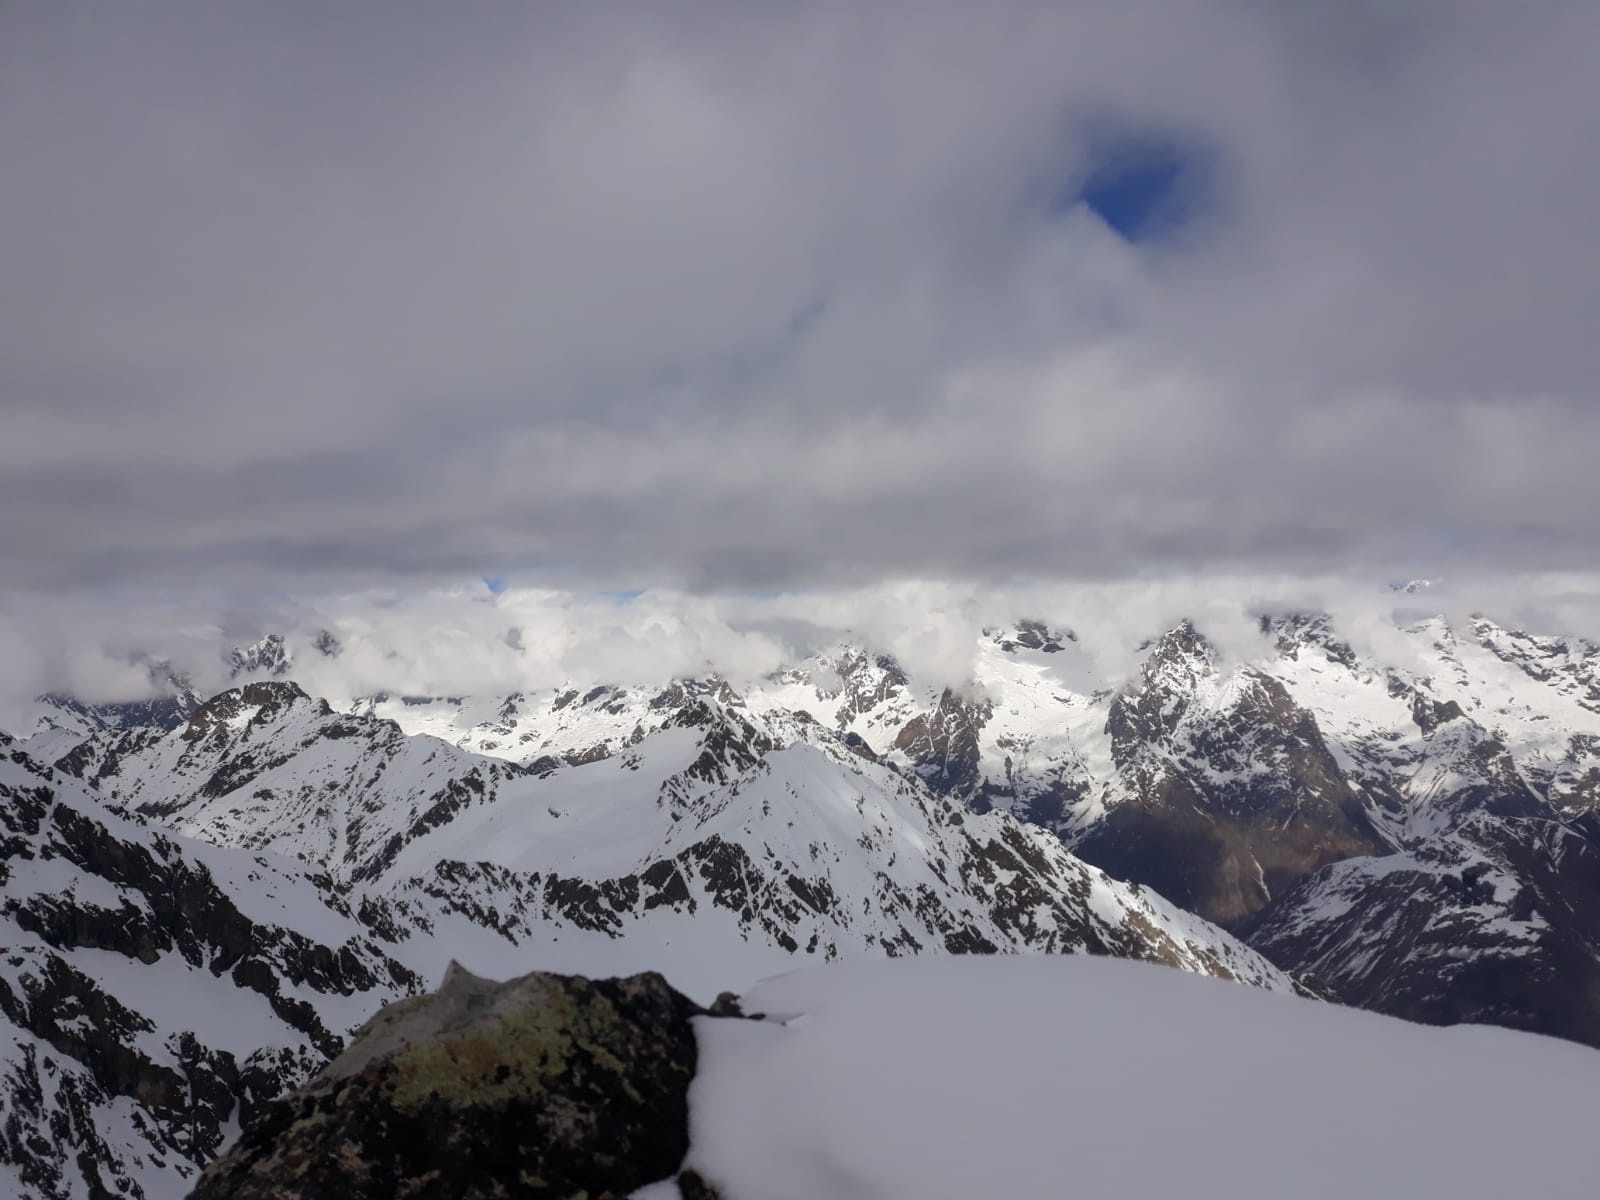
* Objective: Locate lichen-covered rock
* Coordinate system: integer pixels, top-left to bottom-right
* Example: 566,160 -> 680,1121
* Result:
189,964 -> 709,1200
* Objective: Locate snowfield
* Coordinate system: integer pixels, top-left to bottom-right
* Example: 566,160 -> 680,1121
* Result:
670,955 -> 1599,1200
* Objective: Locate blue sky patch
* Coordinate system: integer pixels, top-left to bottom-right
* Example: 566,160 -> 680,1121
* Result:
1057,131 -> 1210,243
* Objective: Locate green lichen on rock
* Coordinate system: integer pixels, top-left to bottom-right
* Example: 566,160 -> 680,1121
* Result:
381,979 -> 648,1114
188,964 -> 709,1200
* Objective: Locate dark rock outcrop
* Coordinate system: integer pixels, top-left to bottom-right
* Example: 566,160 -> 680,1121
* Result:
991,620 -> 1072,654
190,965 -> 719,1200
1076,624 -> 1389,928
1245,814 -> 1600,1048
228,634 -> 292,680
894,688 -> 994,804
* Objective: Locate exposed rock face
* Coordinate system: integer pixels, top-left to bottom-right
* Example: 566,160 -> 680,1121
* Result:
228,634 -> 292,680
830,650 -> 912,731
54,681 -> 529,886
26,662 -> 202,768
1076,623 -> 1389,927
190,965 -> 712,1200
0,737 -> 418,1200
893,687 -> 995,805
990,619 -> 1072,655
1245,813 -> 1600,1048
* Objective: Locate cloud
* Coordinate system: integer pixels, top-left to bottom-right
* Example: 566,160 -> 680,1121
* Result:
9,572 -> 1600,736
2,2 -> 1598,592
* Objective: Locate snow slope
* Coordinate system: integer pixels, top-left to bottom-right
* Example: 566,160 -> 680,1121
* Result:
0,735 -> 418,1200
367,704 -> 1297,1000
677,955 -> 1600,1200
5,672 -> 1305,1199
41,605 -> 1600,1050
60,681 -> 528,885
52,678 -> 1294,1005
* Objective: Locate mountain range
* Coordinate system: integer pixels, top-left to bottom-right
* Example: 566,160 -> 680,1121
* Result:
5,600 -> 1600,1198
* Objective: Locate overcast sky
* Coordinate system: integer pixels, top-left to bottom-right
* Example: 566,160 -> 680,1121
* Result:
4,1 -> 1599,596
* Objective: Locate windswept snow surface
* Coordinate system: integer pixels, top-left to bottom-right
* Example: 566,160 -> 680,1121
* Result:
680,956 -> 1598,1200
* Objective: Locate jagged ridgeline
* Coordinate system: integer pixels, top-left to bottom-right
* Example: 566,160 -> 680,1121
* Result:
6,604 -> 1600,1198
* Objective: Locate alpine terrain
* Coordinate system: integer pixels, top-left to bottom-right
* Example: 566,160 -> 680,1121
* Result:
5,600 -> 1600,1198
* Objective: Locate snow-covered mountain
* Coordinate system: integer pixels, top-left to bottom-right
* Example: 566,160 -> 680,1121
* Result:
27,661 -> 202,768
1245,810 -> 1600,1045
50,678 -> 1294,998
54,681 -> 528,886
305,609 -> 1600,1047
745,613 -> 1600,1049
225,630 -> 339,682
5,664 -> 1297,1198
225,635 -> 292,680
0,734 -> 418,1200
9,599 -> 1600,1197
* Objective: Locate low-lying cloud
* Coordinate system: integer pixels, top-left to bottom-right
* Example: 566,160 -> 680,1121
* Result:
7,572 -> 1600,735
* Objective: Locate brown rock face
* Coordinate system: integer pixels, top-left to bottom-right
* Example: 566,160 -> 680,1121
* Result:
893,687 -> 994,801
1245,814 -> 1600,1049
189,965 -> 719,1200
1078,624 -> 1389,928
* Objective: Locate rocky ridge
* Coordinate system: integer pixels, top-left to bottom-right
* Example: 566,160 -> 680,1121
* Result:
0,734 -> 419,1199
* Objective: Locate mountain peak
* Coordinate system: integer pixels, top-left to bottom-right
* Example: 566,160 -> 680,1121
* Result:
1126,620 -> 1216,705
988,619 -> 1074,654
182,679 -> 322,744
229,633 -> 292,679
32,657 -> 202,739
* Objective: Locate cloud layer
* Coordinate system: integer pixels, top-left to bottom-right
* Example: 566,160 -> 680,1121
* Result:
9,572 -> 1600,735
4,2 -> 1599,590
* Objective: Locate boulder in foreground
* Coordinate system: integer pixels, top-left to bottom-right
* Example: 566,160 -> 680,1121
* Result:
189,963 -> 712,1199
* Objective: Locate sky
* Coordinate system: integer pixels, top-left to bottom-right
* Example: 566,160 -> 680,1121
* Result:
3,3 -> 1600,701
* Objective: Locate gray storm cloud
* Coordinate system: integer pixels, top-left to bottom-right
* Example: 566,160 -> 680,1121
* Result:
2,1 -> 1598,591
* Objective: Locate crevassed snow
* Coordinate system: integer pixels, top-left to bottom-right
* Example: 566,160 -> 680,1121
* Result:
678,955 -> 1599,1200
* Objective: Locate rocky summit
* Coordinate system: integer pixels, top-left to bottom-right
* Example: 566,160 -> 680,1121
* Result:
189,964 -> 720,1200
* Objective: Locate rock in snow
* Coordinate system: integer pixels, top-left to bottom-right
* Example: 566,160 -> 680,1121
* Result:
190,964 -> 708,1200
191,956 -> 1599,1200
